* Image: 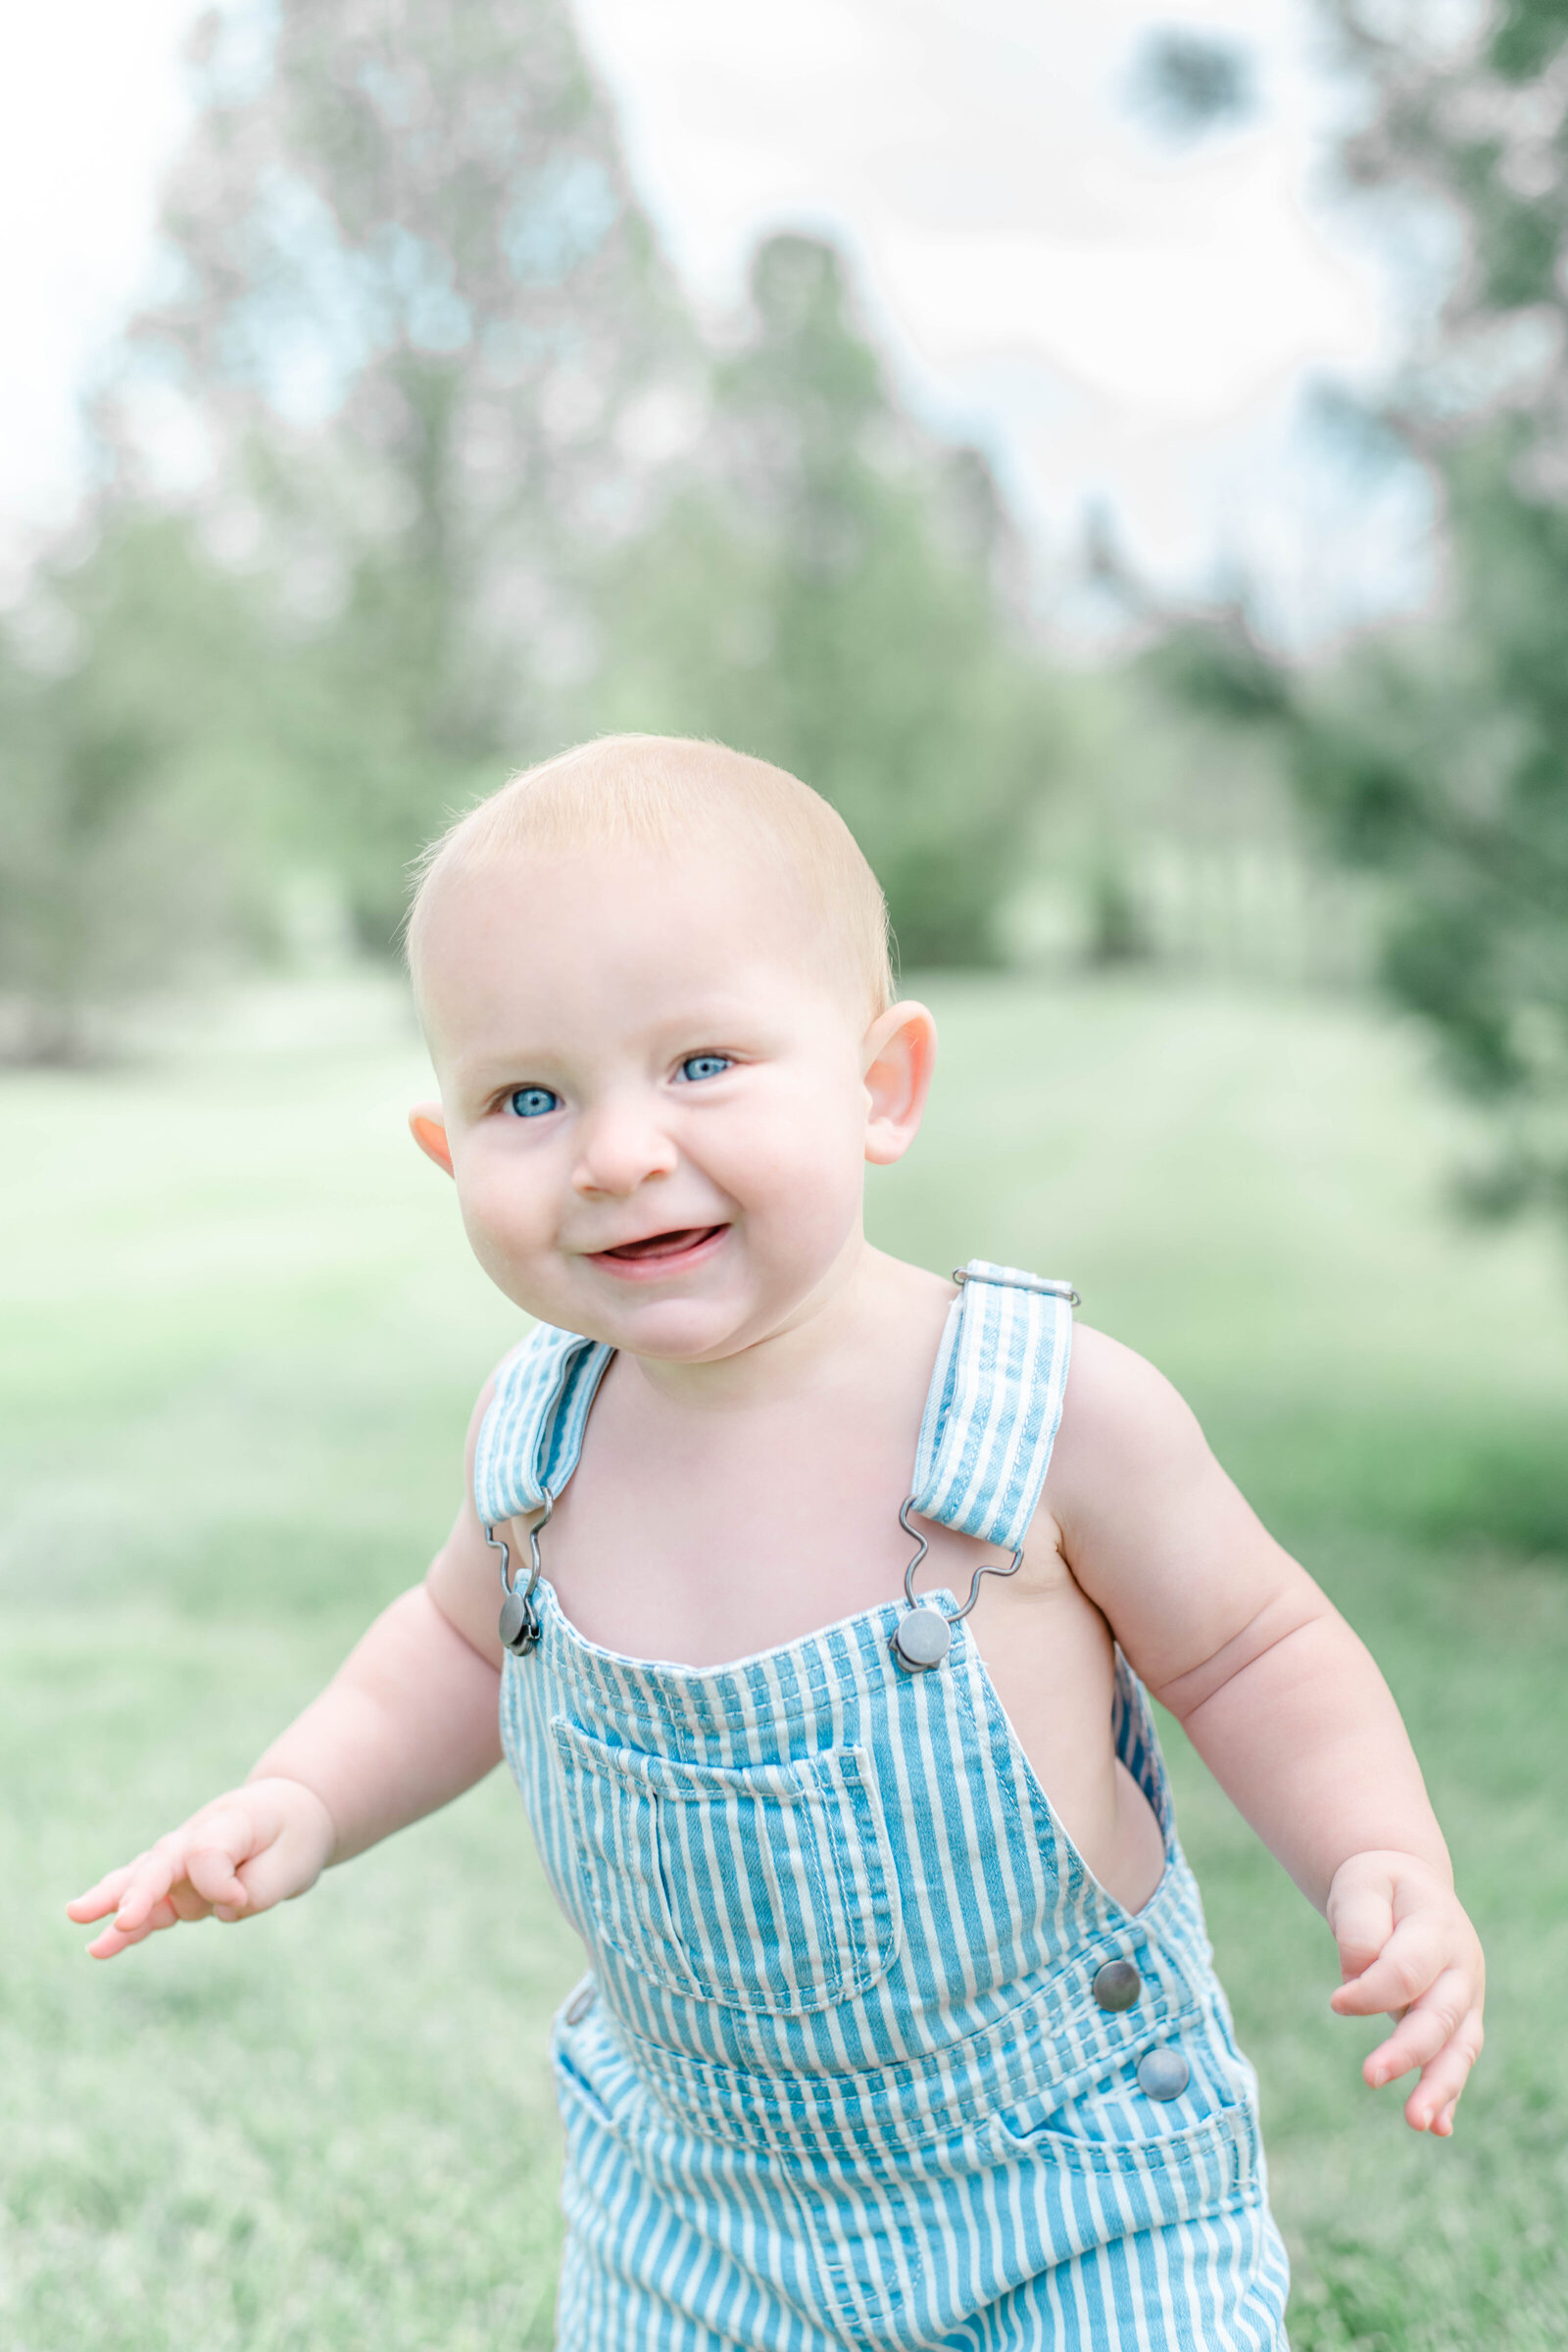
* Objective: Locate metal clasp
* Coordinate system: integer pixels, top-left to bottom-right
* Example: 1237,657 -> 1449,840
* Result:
487,1491 -> 552,1657
952,1267 -> 1080,1307
889,1495 -> 1025,1674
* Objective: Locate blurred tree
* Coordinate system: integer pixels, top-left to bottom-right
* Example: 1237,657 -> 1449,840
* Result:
1160,3 -> 1568,1218
91,0 -> 698,952
4,2 -> 1068,1034
1300,0 -> 1568,1216
1127,29 -> 1256,139
582,235 -> 1062,966
0,514 -> 284,1059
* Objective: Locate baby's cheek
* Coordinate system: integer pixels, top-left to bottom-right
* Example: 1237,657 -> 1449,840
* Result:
737,1108 -> 865,1250
458,1206 -> 531,1306
454,1157 -> 552,1296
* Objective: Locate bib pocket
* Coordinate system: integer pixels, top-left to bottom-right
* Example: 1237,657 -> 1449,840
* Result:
550,1717 -> 902,2016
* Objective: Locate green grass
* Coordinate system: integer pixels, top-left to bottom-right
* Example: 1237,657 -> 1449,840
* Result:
4,971 -> 1567,2348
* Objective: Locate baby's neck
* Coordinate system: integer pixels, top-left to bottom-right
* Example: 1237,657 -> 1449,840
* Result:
539,1248 -> 959,1667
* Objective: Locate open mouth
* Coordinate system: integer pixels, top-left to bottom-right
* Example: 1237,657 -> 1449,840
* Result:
589,1224 -> 728,1275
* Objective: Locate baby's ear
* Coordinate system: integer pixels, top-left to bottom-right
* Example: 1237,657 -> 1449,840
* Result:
862,1001 -> 937,1167
409,1102 -> 454,1176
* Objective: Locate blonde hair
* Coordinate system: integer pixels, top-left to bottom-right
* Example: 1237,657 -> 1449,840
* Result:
406,734 -> 896,1019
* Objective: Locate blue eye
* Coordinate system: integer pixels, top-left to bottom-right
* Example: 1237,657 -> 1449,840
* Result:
679,1054 -> 731,1083
507,1086 -> 560,1119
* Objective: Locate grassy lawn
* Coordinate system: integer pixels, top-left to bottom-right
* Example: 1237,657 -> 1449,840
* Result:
3,970 -> 1566,2348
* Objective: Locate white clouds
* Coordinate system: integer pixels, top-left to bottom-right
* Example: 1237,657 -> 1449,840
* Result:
0,0 -> 1420,627
573,0 -> 1413,621
874,213 -> 1376,420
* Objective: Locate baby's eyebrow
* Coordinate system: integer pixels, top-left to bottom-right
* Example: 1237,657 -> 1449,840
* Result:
437,993 -> 795,1096
439,1040 -> 564,1092
466,1003 -> 774,1063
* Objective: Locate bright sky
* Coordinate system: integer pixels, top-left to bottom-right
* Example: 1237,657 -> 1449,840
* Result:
0,0 -> 1428,635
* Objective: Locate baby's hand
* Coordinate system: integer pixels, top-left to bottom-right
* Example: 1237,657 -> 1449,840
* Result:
1327,1850 -> 1485,2135
66,1777 -> 336,1959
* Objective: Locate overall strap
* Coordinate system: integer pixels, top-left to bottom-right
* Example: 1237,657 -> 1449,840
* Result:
472,1321 -> 614,1528
908,1261 -> 1076,1552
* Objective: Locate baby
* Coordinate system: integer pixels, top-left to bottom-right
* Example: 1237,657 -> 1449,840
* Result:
71,736 -> 1484,2350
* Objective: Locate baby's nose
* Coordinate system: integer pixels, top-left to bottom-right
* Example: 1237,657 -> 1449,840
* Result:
571,1099 -> 678,1196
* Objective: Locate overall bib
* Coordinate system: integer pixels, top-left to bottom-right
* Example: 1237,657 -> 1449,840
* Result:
474,1263 -> 1291,2350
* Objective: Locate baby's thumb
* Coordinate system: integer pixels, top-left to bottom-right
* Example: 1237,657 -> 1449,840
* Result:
1328,1875 -> 1395,1990
185,1802 -> 263,1910
227,1799 -> 332,1917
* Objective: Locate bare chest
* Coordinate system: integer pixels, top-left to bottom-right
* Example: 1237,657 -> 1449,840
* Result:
515,1441 -> 1164,1912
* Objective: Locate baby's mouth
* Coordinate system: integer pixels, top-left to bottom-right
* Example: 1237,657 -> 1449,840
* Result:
591,1225 -> 727,1266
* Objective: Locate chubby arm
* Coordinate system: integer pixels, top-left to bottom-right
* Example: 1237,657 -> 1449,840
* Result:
69,1384 -> 510,1958
1048,1327 -> 1484,2137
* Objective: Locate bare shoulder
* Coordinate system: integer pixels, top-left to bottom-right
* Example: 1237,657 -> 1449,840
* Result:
424,1374 -> 507,1668
1041,1320 -> 1309,1693
1048,1322 -> 1212,1532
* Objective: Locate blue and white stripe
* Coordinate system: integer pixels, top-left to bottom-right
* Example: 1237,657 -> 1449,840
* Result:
479,1265 -> 1290,2349
909,1262 -> 1075,1552
474,1324 -> 612,1524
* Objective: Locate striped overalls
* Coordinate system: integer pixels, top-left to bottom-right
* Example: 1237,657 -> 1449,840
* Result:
475,1263 -> 1291,2349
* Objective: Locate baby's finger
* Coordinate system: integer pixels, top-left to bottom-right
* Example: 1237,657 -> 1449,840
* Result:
107,1838 -> 188,1935
1329,1913 -> 1446,2017
1363,1968 -> 1475,2086
1399,2009 -> 1484,2132
83,1893 -> 182,1960
66,1862 -> 142,1924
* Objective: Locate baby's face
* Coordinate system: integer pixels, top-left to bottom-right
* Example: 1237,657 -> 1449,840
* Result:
414,840 -> 928,1362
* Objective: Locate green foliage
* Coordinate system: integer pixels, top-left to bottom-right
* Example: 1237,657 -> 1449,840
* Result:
1150,6 -> 1568,1218
1490,0 -> 1568,80
0,514 -> 289,1056
1141,619 -> 1293,728
2,0 -> 684,1022
1,2 -> 1062,1017
1127,29 -> 1256,137
581,236 -> 1059,964
105,0 -> 696,953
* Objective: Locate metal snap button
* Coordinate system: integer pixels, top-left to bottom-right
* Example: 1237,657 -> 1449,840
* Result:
1092,1958 -> 1142,2012
1136,2047 -> 1190,2102
499,1587 -> 540,1654
891,1606 -> 951,1671
564,1982 -> 597,2027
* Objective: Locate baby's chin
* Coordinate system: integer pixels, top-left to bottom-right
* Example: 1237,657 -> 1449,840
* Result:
533,1272 -> 820,1364
570,1298 -> 780,1373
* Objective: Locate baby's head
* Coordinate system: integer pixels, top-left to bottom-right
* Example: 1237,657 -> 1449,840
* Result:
406,735 -> 935,1359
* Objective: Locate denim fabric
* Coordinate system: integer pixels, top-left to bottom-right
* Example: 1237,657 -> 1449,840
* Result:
479,1265 -> 1291,2349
